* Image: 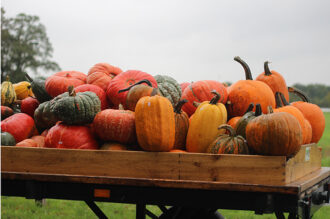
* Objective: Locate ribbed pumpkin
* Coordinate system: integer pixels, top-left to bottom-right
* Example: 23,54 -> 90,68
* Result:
186,90 -> 227,153
1,106 -> 14,120
173,99 -> 189,150
44,122 -> 98,149
1,76 -> 17,106
207,124 -> 249,154
274,92 -> 310,145
106,70 -> 158,107
87,63 -> 123,91
154,75 -> 182,106
16,139 -> 39,147
25,73 -> 52,103
181,80 -> 228,117
227,57 -> 275,118
1,132 -> 16,146
1,113 -> 37,142
180,82 -> 191,93
246,106 -> 302,157
45,71 -> 87,97
50,86 -> 101,125
34,101 -> 58,130
256,61 -> 289,107
92,108 -> 136,144
118,80 -> 160,111
135,95 -> 175,152
75,84 -> 109,110
288,87 -> 325,143
17,97 -> 40,117
13,81 -> 34,100
100,142 -> 128,151
235,104 -> 262,139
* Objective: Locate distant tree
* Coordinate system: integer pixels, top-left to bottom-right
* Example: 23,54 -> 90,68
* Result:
1,8 -> 60,83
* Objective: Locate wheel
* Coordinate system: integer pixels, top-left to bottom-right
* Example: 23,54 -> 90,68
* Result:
159,207 -> 224,219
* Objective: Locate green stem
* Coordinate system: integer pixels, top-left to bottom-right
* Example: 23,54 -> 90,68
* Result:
288,87 -> 310,103
279,92 -> 290,106
24,73 -> 33,82
234,56 -> 253,80
264,61 -> 272,76
244,103 -> 254,114
255,104 -> 262,116
218,124 -> 236,137
209,90 -> 221,104
275,92 -> 283,108
68,86 -> 76,97
174,99 -> 188,114
118,79 -> 153,93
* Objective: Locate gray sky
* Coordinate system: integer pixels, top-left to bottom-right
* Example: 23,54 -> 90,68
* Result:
2,0 -> 330,85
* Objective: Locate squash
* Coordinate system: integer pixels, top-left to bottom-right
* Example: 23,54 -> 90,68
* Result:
1,76 -> 17,106
135,94 -> 175,152
16,139 -> 39,147
288,87 -> 325,143
246,106 -> 302,157
31,135 -> 46,148
13,81 -> 34,100
235,104 -> 262,139
227,103 -> 254,130
173,99 -> 189,150
154,75 -> 182,106
75,84 -> 109,110
180,82 -> 190,93
34,101 -> 58,130
25,73 -> 52,103
100,142 -> 128,150
227,57 -> 275,118
1,106 -> 14,120
207,124 -> 249,154
16,97 -> 40,117
186,90 -> 227,153
1,132 -> 16,146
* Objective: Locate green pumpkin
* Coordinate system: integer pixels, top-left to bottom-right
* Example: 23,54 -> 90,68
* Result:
25,73 -> 52,103
34,100 -> 58,130
1,132 -> 16,146
235,103 -> 262,138
50,86 -> 101,125
154,75 -> 182,106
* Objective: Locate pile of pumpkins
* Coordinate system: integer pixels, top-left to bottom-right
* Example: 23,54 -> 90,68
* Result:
1,56 -> 326,157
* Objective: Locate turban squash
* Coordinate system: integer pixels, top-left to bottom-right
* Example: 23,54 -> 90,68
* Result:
75,84 -> 109,110
154,74 -> 182,106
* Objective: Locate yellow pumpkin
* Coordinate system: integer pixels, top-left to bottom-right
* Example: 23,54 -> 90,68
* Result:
1,76 -> 17,106
186,90 -> 227,153
135,94 -> 175,152
13,81 -> 34,100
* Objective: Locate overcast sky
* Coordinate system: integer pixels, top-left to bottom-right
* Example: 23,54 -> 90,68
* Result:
2,0 -> 330,85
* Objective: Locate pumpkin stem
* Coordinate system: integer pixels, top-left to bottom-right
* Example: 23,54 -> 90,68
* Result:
279,92 -> 290,106
193,101 -> 201,108
68,86 -> 76,96
24,73 -> 33,82
218,124 -> 237,137
209,90 -> 221,105
255,104 -> 262,116
234,56 -> 253,80
118,79 -> 153,93
288,86 -> 310,103
244,103 -> 254,114
275,92 -> 283,108
5,75 -> 10,81
267,105 -> 274,114
174,99 -> 188,113
264,61 -> 272,76
118,104 -> 125,110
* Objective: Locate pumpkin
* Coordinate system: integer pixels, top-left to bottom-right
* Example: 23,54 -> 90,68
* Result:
25,73 -> 52,103
31,135 -> 46,148
17,97 -> 40,117
288,87 -> 325,143
1,132 -> 16,146
16,139 -> 39,147
50,86 -> 101,125
75,84 -> 109,110
87,63 -> 123,91
256,61 -> 289,107
1,106 -> 14,120
186,90 -> 227,153
34,101 -> 58,130
274,92 -> 310,145
45,71 -> 87,97
180,82 -> 190,93
181,80 -> 228,117
246,106 -> 302,157
41,129 -> 49,137
173,99 -> 189,150
13,81 -> 34,100
118,79 -> 160,111
154,75 -> 182,106
227,57 -> 275,118
235,103 -> 262,139
1,76 -> 17,106
169,149 -> 187,153
106,70 -> 158,108
207,124 -> 249,154
99,142 -> 128,150
1,113 -> 37,142
92,108 -> 136,144
44,122 -> 98,149
227,103 -> 254,130
135,94 -> 175,152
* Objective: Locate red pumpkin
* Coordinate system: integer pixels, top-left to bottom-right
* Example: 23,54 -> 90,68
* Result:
181,80 -> 228,116
180,82 -> 191,93
106,70 -> 158,107
87,63 -> 123,91
45,71 -> 87,97
1,113 -> 37,142
31,135 -> 46,148
18,97 -> 40,117
75,84 -> 109,110
16,139 -> 39,147
45,122 -> 98,149
1,106 -> 13,120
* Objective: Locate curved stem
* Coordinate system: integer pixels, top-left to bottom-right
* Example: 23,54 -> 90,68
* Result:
255,104 -> 262,116
267,105 -> 274,114
264,61 -> 272,76
68,85 -> 76,97
118,79 -> 153,93
174,99 -> 188,114
25,73 -> 33,82
288,87 -> 310,103
279,92 -> 290,106
209,90 -> 221,104
193,101 -> 200,108
218,124 -> 236,137
234,56 -> 253,80
244,103 -> 254,114
275,92 -> 283,108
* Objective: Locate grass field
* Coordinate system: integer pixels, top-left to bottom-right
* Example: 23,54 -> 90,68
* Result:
1,112 -> 330,218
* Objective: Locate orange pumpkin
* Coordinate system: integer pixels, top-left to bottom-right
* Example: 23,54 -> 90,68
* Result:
16,139 -> 39,147
31,135 -> 46,148
173,99 -> 189,150
100,142 -> 128,151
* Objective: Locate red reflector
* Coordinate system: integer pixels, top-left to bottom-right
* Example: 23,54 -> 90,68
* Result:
94,189 -> 110,198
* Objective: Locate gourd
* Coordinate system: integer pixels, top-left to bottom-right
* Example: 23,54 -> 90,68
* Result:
13,81 -> 34,100
1,76 -> 17,106
1,106 -> 14,120
154,74 -> 182,106
75,84 -> 109,110
235,104 -> 262,139
173,99 -> 189,150
25,73 -> 52,103
34,101 -> 58,130
16,97 -> 40,117
227,103 -> 254,130
1,132 -> 16,146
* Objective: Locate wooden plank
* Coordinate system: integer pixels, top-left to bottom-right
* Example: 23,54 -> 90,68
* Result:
285,144 -> 322,184
1,146 -> 287,185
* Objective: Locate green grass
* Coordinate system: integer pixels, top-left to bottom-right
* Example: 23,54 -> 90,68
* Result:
1,112 -> 330,218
